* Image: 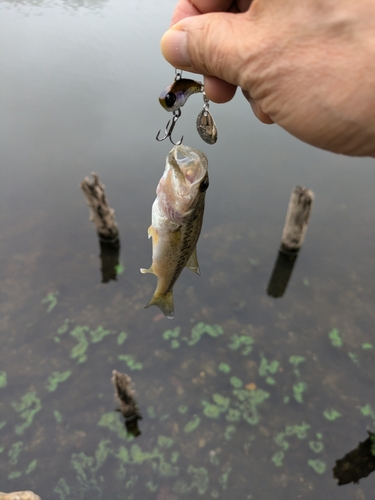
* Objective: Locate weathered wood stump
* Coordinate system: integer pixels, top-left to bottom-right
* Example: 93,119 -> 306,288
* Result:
80,172 -> 119,243
111,370 -> 142,437
80,173 -> 121,282
267,186 -> 314,298
281,185 -> 314,253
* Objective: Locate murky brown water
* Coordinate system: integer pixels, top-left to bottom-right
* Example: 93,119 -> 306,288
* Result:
1,1 -> 375,498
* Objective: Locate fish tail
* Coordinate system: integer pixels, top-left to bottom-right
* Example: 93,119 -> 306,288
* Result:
145,292 -> 174,319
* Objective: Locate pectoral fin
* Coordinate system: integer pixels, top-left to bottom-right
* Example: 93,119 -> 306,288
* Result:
145,291 -> 174,319
147,225 -> 159,245
140,265 -> 155,275
185,247 -> 200,275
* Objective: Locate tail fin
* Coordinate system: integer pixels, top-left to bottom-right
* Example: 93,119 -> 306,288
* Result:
145,291 -> 174,319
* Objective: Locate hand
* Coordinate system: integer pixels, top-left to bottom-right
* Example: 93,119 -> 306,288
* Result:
161,0 -> 375,157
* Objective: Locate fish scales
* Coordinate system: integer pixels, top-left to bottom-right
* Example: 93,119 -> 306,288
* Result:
141,145 -> 209,318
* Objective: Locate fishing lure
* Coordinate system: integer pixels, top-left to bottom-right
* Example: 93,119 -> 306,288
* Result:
156,70 -> 218,145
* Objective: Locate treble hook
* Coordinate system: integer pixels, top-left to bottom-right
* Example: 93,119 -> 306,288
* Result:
156,109 -> 183,145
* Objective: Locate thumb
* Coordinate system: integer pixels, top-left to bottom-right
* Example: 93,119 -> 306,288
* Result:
160,12 -> 255,89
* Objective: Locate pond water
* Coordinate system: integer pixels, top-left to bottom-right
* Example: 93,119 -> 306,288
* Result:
1,1 -> 375,499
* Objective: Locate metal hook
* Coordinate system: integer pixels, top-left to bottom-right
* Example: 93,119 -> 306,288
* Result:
156,108 -> 183,145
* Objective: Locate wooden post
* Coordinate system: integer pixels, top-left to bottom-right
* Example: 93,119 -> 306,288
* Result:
111,370 -> 142,437
267,186 -> 314,298
80,172 -> 119,243
281,186 -> 314,253
81,173 -> 121,282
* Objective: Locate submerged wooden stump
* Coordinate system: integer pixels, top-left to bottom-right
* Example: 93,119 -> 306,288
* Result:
267,185 -> 314,298
80,172 -> 119,243
111,370 -> 142,437
81,173 -> 121,282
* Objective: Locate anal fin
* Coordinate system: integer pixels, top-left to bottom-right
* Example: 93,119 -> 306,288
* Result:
185,247 -> 200,275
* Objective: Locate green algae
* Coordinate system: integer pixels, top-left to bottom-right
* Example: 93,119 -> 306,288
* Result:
117,332 -> 128,345
115,262 -> 125,275
272,451 -> 285,467
232,388 -> 270,425
230,376 -> 243,388
362,343 -> 373,350
328,328 -> 343,347
118,354 -> 143,370
259,354 -> 279,377
45,370 -> 71,392
226,408 -> 242,422
359,404 -> 375,421
163,327 -> 181,340
117,443 -> 179,477
184,415 -> 201,433
12,391 -> 42,435
54,410 -> 63,423
308,459 -> 326,474
289,355 -> 306,381
293,381 -> 308,403
185,322 -> 223,346
202,393 -> 230,418
348,352 -> 359,365
323,409 -> 342,421
146,481 -> 158,492
0,421 -> 6,430
56,320 -> 71,335
41,291 -> 59,313
26,458 -> 37,474
70,325 -> 90,364
187,465 -> 209,494
273,422 -> 311,467
224,425 -> 236,440
8,471 -> 22,479
90,325 -> 112,343
70,439 -> 112,494
54,478 -> 70,500
8,441 -> 24,465
0,370 -> 7,388
309,440 -> 324,453
219,466 -> 232,490
147,406 -> 156,418
228,333 -> 254,355
98,412 -> 128,439
178,405 -> 188,414
157,435 -> 174,448
218,363 -> 231,373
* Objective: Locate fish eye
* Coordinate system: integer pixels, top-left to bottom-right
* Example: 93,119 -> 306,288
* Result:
199,178 -> 209,192
165,92 -> 177,108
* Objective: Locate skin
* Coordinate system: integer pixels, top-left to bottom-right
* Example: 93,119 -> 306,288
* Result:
161,0 -> 375,157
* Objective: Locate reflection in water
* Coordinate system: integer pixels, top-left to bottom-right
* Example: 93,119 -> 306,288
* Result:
99,239 -> 120,283
267,249 -> 298,298
111,370 -> 142,438
2,0 -> 108,9
333,431 -> 375,485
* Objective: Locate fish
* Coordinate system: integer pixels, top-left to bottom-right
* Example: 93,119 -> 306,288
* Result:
159,78 -> 203,112
141,144 -> 209,318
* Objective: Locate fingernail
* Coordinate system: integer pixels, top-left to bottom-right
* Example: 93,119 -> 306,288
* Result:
161,29 -> 191,68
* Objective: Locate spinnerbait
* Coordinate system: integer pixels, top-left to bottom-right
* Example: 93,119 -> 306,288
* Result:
156,70 -> 218,145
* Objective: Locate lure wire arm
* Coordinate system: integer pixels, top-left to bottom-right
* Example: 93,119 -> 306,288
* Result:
156,108 -> 183,145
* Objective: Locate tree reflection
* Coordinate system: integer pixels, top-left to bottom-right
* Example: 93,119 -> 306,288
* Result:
334,431 -> 375,485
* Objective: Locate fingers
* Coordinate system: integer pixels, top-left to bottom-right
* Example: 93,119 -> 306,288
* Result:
161,11 -> 253,87
204,75 -> 237,103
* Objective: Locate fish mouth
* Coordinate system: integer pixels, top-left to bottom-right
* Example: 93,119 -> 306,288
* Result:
168,144 -> 208,191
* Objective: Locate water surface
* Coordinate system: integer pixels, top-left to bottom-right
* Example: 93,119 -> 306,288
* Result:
1,1 -> 375,499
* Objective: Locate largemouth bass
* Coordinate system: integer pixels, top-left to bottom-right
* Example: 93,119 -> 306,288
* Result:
141,144 -> 209,318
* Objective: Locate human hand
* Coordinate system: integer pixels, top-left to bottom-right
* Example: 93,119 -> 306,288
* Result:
161,0 -> 375,157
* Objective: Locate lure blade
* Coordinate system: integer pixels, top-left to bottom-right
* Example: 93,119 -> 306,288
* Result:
196,108 -> 218,145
